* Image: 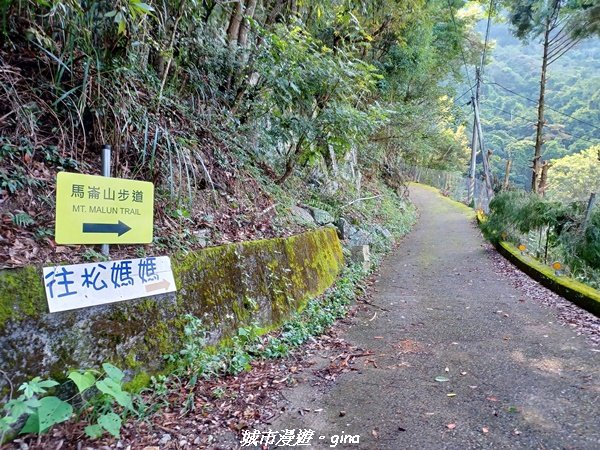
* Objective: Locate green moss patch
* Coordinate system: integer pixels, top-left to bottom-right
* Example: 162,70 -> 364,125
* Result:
0,266 -> 47,332
497,241 -> 600,317
0,227 -> 344,394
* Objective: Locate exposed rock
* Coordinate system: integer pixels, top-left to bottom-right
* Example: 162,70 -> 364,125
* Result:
308,207 -> 335,225
159,434 -> 172,445
372,225 -> 393,241
335,218 -> 358,241
348,228 -> 375,247
350,245 -> 371,270
290,205 -> 315,225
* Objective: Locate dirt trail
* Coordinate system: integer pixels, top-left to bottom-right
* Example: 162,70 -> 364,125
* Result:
268,184 -> 600,449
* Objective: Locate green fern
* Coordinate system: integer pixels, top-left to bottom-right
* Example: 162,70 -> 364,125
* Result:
9,212 -> 35,228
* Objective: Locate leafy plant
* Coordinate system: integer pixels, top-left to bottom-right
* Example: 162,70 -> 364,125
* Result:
483,190 -> 600,286
0,377 -> 69,442
0,363 -> 139,443
8,212 -> 35,228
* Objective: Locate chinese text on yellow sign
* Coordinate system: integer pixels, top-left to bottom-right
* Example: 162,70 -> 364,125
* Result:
55,172 -> 154,244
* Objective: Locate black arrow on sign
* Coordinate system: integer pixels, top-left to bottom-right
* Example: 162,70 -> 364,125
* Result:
82,220 -> 131,236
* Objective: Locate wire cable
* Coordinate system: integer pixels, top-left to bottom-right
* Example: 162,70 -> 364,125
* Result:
485,80 -> 600,132
446,0 -> 475,99
480,0 -> 495,79
482,103 -> 599,146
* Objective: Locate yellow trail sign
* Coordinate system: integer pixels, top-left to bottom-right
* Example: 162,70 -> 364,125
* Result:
55,172 -> 154,244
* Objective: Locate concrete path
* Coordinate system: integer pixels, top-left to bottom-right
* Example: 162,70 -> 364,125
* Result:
271,184 -> 600,449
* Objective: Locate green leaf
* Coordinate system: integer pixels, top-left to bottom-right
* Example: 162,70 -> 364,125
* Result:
37,397 -> 73,433
95,379 -> 133,410
102,363 -> 125,383
19,377 -> 42,397
68,371 -> 96,393
84,424 -> 104,439
20,413 -> 40,434
5,397 -> 41,420
36,380 -> 59,389
20,397 -> 72,434
115,13 -> 127,36
98,412 -> 122,438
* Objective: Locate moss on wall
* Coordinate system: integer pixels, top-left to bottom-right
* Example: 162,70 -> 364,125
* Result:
0,227 -> 343,396
496,241 -> 600,317
0,266 -> 47,332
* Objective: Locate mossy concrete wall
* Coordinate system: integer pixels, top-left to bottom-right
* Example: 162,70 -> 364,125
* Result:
0,227 -> 343,396
476,212 -> 600,317
495,241 -> 600,317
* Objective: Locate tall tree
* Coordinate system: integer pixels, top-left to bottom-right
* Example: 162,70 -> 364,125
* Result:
503,0 -> 600,192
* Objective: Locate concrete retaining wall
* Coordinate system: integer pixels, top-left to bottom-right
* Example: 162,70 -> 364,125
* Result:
0,227 -> 343,395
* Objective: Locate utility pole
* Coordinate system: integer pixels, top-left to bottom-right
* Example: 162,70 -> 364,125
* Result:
468,68 -> 494,205
467,69 -> 481,204
472,98 -> 494,202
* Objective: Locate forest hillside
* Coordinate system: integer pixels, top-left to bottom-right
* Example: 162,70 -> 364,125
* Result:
471,21 -> 600,191
0,0 -> 482,268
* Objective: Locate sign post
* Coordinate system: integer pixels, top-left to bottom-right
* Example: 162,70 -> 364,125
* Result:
48,172 -> 170,313
55,172 -> 154,244
101,145 -> 112,256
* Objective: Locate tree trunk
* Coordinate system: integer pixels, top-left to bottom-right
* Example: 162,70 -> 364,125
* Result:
238,0 -> 258,47
503,159 -> 512,190
227,1 -> 244,44
537,160 -> 550,196
532,18 -> 551,193
276,135 -> 305,184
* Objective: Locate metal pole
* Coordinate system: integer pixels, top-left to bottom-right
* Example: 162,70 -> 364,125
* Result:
472,100 -> 494,202
101,145 -> 112,256
468,68 -> 482,204
583,193 -> 597,231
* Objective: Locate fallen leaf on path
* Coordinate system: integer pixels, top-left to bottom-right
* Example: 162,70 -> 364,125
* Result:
446,423 -> 456,430
460,371 -> 467,375
371,429 -> 379,439
374,336 -> 384,339
447,393 -> 456,397
486,396 -> 498,402
482,427 -> 489,434
435,376 -> 449,382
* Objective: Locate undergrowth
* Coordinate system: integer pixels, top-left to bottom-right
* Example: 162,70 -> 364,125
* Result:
165,262 -> 366,383
481,190 -> 600,288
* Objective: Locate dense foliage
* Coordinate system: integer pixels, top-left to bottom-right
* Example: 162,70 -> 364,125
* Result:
0,0 -> 484,265
546,145 -> 600,202
0,0 -> 477,193
482,190 -> 600,286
